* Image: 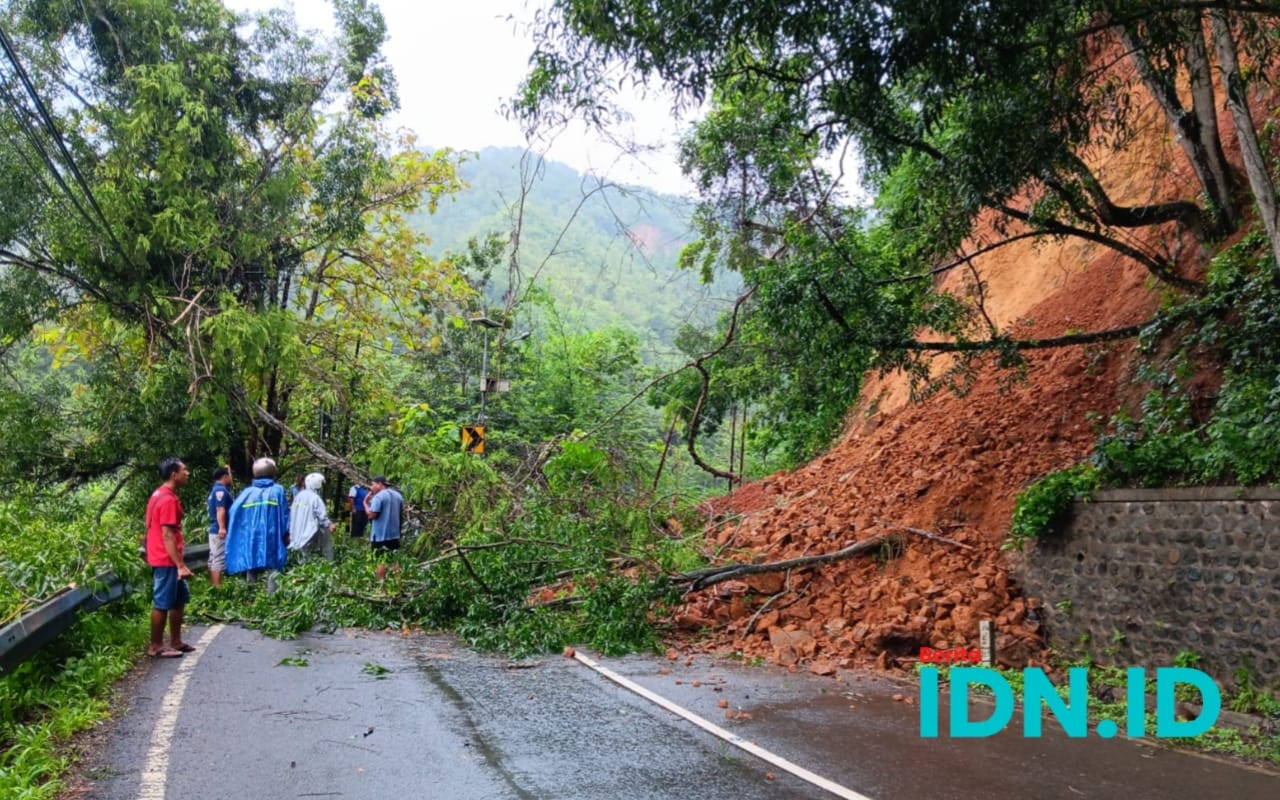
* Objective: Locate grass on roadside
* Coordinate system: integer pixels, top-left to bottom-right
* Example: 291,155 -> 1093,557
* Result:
0,604 -> 144,800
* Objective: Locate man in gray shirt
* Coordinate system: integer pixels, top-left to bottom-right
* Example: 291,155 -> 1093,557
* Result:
364,475 -> 404,552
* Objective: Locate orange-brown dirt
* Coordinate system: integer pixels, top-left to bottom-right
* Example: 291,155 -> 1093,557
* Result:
665,60 -> 1237,676
672,261 -> 1158,675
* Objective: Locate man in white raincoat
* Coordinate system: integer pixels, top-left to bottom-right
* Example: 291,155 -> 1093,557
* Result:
288,472 -> 336,561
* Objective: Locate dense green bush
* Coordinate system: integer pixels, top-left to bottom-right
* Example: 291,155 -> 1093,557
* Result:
1006,464 -> 1100,550
1012,233 -> 1280,548
1091,235 -> 1280,488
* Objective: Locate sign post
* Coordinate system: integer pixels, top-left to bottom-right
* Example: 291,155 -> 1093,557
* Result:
979,620 -> 996,667
462,425 -> 485,455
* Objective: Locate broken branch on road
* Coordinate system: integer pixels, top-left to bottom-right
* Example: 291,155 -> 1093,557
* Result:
672,535 -> 892,592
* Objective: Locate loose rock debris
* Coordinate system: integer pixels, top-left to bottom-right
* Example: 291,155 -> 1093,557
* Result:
661,177 -> 1167,678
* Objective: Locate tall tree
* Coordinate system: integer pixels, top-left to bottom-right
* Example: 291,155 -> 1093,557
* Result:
0,0 -> 468,482
515,0 -> 1280,460
518,0 -> 1280,296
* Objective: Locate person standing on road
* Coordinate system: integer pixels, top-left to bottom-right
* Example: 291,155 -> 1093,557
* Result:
289,472 -> 336,560
364,475 -> 404,552
205,466 -> 234,588
225,457 -> 290,585
146,457 -> 194,658
346,482 -> 370,539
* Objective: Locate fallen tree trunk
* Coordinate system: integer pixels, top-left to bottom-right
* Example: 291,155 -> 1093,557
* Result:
673,535 -> 892,592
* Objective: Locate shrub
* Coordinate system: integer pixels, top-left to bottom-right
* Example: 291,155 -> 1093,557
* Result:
1006,464 -> 1098,550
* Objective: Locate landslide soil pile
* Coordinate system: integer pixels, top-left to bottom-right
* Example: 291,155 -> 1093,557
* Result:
673,258 -> 1157,674
668,87 -> 1211,675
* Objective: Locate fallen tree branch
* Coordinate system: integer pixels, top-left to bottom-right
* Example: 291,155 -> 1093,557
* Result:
242,394 -> 438,537
331,589 -> 418,605
415,539 -> 522,569
93,466 -> 139,529
244,397 -> 365,486
454,545 -> 493,595
674,535 -> 891,592
526,596 -> 584,612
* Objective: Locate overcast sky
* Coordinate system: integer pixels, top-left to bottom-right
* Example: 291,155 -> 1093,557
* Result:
229,0 -> 694,195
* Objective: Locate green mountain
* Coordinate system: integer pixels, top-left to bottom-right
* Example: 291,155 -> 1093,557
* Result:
413,147 -> 737,349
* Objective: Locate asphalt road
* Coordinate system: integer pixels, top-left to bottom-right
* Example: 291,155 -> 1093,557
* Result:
74,624 -> 1278,799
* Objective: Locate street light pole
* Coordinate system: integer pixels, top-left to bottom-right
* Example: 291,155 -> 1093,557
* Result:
478,324 -> 490,424
469,315 -> 503,425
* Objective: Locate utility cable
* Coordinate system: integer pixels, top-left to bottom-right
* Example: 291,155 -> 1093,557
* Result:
0,76 -> 101,240
0,22 -> 114,231
0,21 -> 135,269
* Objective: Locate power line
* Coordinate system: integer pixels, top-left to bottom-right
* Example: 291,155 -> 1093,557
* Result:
0,22 -> 116,235
0,21 -> 135,269
0,74 -> 101,239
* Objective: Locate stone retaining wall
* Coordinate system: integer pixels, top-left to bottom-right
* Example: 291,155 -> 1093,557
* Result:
1014,488 -> 1280,689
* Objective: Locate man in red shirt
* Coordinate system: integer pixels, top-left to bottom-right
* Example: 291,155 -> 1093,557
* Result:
146,457 -> 193,658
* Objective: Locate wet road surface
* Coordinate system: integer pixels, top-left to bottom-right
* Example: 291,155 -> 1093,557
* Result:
80,625 -> 1277,799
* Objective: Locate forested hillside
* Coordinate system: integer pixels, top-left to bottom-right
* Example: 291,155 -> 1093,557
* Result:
414,146 -> 734,349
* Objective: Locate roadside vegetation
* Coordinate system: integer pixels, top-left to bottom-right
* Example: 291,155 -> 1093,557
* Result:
6,0 -> 1280,794
0,493 -> 147,800
1010,232 -> 1280,547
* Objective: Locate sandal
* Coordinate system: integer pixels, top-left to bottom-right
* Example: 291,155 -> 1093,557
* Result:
149,648 -> 184,659
172,643 -> 196,653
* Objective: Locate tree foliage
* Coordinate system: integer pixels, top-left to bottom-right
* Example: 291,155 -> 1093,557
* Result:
0,0 -> 468,483
1091,232 -> 1280,488
517,0 -> 1280,461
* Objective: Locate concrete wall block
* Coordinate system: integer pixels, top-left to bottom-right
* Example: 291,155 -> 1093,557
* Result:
1016,489 -> 1280,690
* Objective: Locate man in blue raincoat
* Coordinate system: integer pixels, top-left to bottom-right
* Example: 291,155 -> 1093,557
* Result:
225,457 -> 290,580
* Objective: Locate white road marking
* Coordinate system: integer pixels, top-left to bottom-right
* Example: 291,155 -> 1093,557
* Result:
573,650 -> 875,800
136,625 -> 224,800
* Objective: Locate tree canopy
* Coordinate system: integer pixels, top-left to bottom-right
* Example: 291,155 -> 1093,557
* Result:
517,0 -> 1280,461
0,0 -> 469,483
522,0 -> 1280,287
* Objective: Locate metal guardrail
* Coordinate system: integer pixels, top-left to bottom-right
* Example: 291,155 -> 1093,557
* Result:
0,543 -> 209,676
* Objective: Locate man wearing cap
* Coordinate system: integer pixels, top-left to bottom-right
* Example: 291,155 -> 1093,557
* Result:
205,466 -> 234,588
363,475 -> 404,551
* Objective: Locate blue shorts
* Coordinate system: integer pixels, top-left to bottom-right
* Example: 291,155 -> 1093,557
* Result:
152,567 -> 190,611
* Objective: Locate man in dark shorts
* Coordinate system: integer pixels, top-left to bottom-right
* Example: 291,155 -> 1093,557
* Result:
364,475 -> 403,552
145,457 -> 193,658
